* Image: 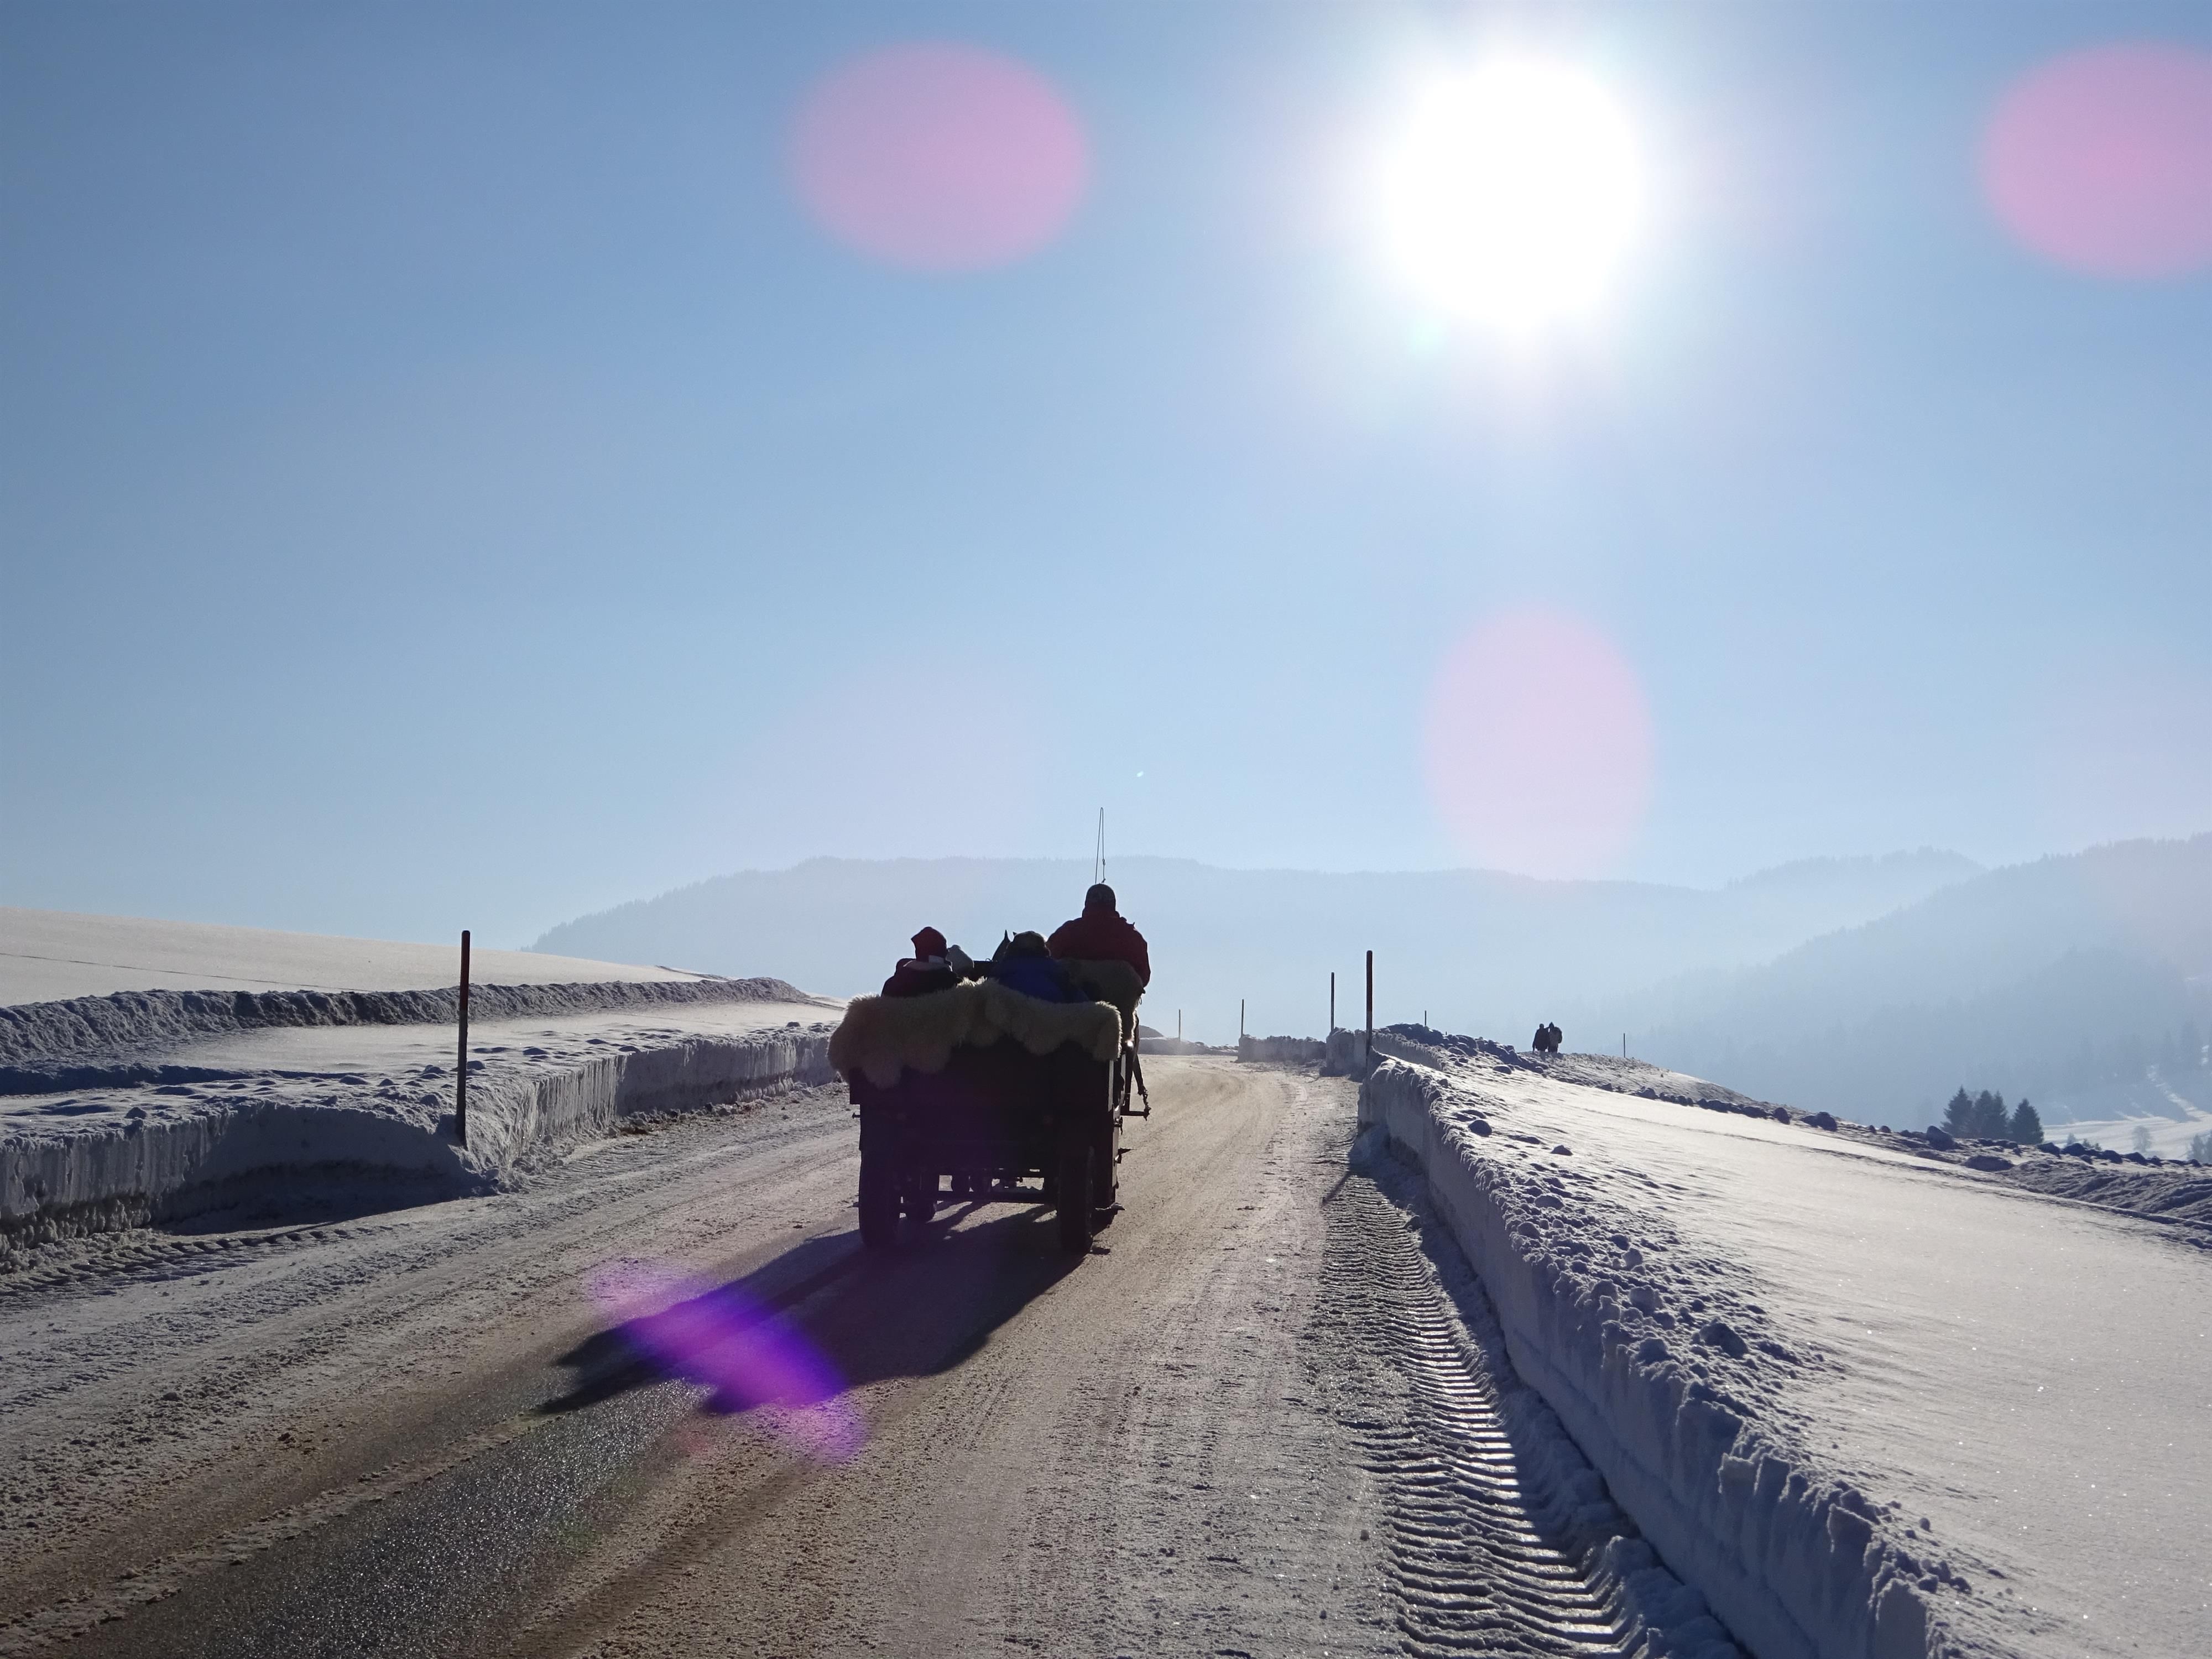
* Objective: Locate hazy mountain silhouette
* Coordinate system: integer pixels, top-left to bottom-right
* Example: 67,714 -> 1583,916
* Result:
530,848 -> 1978,1043
1591,836 -> 2212,1126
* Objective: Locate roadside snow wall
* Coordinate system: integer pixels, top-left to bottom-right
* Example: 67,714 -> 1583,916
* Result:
1361,1057 -> 1937,1659
1322,1027 -> 1368,1075
3,1025 -> 832,1253
1322,1026 -> 1444,1076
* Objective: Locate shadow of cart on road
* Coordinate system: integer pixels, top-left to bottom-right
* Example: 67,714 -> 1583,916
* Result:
538,1198 -> 1086,1428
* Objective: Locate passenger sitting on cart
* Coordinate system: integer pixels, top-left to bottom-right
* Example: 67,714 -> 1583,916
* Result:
1047,883 -> 1151,989
988,930 -> 1082,1003
881,926 -> 966,998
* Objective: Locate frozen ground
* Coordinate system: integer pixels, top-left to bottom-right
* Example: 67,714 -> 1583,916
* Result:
2,912 -> 837,1258
1,909 -> 706,1005
1361,1040 -> 2211,1659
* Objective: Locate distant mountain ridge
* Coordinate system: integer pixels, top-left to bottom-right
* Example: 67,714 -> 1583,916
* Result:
531,848 -> 1980,1045
1726,848 -> 1983,898
1593,836 -> 2212,1126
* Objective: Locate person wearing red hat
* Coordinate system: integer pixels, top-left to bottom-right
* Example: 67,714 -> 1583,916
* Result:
881,926 -> 962,998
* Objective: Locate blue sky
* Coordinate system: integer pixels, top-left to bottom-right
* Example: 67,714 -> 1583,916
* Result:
3,2 -> 2206,948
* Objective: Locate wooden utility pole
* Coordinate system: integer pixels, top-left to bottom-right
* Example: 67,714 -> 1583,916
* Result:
456,930 -> 471,1148
1240,998 -> 1245,1042
1365,950 -> 1373,1060
1329,972 -> 1335,1032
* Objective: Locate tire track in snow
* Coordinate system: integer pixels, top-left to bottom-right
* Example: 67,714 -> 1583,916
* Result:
1324,1156 -> 1741,1659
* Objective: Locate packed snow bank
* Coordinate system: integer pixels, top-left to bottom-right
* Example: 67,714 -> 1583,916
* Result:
1360,1048 -> 2212,1659
0,906 -> 707,1005
2,1000 -> 834,1258
1322,1027 -> 1363,1075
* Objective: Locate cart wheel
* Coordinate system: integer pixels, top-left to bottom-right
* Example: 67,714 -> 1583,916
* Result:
858,1152 -> 899,1251
902,1172 -> 937,1230
1056,1137 -> 1094,1255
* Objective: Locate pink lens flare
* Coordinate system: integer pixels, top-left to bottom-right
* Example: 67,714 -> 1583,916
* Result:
1982,44 -> 2212,279
1421,608 -> 1655,879
586,1261 -> 865,1463
791,43 -> 1090,272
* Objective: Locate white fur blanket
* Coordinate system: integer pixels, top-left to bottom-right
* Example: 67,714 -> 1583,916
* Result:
830,981 -> 1123,1089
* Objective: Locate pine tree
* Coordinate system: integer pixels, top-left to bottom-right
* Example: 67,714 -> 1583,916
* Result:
1942,1088 -> 1975,1136
2008,1099 -> 2043,1145
1969,1089 -> 2009,1140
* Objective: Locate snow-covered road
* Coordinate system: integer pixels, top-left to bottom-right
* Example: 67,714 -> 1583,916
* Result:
17,1009 -> 2197,1659
3,1061 -> 1741,1658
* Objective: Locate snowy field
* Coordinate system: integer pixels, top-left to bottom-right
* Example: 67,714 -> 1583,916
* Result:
2,911 -> 838,1259
2049,1104 -> 2212,1161
0,907 -> 706,1005
1359,1037 -> 2210,1659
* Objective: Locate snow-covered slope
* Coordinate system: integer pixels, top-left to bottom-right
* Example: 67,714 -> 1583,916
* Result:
1359,1045 -> 2209,1659
0,907 -> 706,1006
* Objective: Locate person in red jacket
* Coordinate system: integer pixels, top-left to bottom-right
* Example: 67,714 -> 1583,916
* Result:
1046,884 -> 1151,988
881,926 -> 960,998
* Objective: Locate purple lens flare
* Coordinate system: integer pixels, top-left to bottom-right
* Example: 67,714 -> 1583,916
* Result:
1422,606 -> 1656,880
587,1260 -> 865,1463
1983,44 -> 2212,279
790,42 -> 1091,272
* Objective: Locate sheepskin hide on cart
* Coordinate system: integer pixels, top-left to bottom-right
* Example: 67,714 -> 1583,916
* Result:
830,982 -> 1123,1088
1058,957 -> 1143,1025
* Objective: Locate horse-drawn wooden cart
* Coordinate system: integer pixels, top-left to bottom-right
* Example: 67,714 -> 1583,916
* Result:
831,962 -> 1145,1256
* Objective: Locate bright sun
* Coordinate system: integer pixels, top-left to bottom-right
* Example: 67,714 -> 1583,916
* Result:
1378,58 -> 1646,333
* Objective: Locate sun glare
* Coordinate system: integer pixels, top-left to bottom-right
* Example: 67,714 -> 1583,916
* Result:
1378,58 -> 1646,333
